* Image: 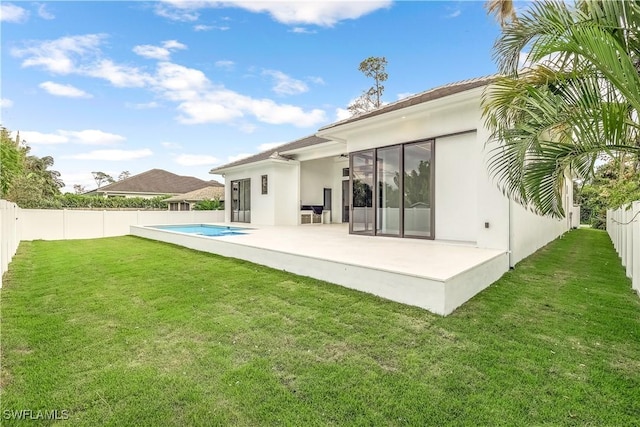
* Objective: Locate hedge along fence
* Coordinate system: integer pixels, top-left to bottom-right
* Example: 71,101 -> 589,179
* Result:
607,201 -> 640,294
18,194 -> 170,210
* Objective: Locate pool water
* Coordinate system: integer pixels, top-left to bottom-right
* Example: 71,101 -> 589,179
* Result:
150,224 -> 247,237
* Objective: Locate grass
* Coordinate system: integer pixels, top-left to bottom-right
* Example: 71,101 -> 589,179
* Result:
1,229 -> 639,426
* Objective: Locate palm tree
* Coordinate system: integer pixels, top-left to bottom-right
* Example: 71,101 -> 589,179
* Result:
485,0 -> 516,27
482,0 -> 640,217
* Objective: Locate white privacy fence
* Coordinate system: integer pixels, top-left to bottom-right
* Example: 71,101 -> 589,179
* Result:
1,200 -> 20,287
20,209 -> 225,240
0,201 -> 225,287
607,201 -> 640,294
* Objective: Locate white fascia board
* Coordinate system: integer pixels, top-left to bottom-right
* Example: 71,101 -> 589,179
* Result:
280,139 -> 347,162
317,87 -> 483,141
211,157 -> 299,176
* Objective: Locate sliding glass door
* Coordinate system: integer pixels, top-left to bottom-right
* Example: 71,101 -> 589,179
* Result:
376,146 -> 401,236
350,150 -> 374,234
231,178 -> 251,223
350,139 -> 434,239
403,141 -> 433,238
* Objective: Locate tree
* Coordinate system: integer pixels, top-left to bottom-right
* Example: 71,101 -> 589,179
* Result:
1,126 -> 64,205
0,126 -> 24,198
73,184 -> 87,194
485,0 -> 516,27
118,171 -> 131,181
579,155 -> 640,229
348,56 -> 388,116
482,0 -> 640,218
92,171 -> 115,188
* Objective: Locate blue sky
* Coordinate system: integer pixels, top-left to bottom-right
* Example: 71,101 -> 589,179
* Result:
1,1 -> 502,192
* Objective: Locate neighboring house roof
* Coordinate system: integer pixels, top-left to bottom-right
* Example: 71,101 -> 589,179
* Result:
210,134 -> 330,173
164,186 -> 225,202
318,75 -> 497,131
88,169 -> 223,195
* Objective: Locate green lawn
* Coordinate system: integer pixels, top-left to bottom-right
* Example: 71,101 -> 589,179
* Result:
1,229 -> 639,426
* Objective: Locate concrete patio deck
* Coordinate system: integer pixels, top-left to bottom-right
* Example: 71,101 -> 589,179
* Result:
130,223 -> 509,315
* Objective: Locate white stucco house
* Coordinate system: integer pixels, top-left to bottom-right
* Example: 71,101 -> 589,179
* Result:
204,75 -> 580,313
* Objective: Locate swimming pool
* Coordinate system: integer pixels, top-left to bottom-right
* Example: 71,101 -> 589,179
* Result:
149,224 -> 247,237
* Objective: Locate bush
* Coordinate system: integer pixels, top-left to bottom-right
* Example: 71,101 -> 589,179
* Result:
19,194 -> 169,210
193,198 -> 224,210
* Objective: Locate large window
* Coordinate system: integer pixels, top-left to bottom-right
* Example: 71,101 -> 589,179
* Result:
231,178 -> 251,223
350,139 -> 434,239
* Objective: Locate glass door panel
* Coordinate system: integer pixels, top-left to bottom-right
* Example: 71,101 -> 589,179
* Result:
403,141 -> 433,238
350,150 -> 374,234
376,146 -> 400,236
231,178 -> 251,223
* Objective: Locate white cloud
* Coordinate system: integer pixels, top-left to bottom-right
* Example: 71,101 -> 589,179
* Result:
133,45 -> 172,60
59,171 -> 98,193
174,89 -> 326,127
66,149 -> 153,161
227,153 -> 252,163
13,34 -> 326,129
308,76 -> 325,85
12,34 -> 105,74
258,142 -> 284,152
19,131 -> 69,145
175,154 -> 219,166
448,9 -> 461,18
134,40 -> 186,60
0,98 -> 14,108
194,24 -> 213,31
16,129 -> 126,145
290,27 -> 316,34
126,101 -> 160,109
1,3 -> 29,23
39,81 -> 92,98
215,60 -> 235,70
158,0 -> 392,27
58,130 -> 126,145
335,107 -> 351,121
263,70 -> 308,96
37,4 -> 55,20
163,40 -> 187,50
161,141 -> 182,149
154,3 -> 199,21
84,59 -> 153,87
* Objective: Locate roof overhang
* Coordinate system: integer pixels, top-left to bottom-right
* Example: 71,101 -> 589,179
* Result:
317,86 -> 484,142
210,156 -> 298,175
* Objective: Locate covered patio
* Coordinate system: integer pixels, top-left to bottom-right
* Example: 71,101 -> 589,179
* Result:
131,223 -> 508,315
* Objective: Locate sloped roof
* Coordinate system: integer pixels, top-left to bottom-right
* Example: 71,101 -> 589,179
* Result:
92,169 -> 223,195
164,186 -> 225,202
210,134 -> 330,173
319,75 -> 497,131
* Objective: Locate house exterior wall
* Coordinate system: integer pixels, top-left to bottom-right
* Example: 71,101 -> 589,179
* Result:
342,94 -> 492,245
434,132 -> 478,242
272,162 -> 300,226
300,158 -> 334,206
509,172 -> 574,265
222,161 -> 300,226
